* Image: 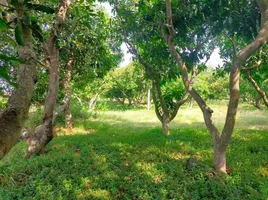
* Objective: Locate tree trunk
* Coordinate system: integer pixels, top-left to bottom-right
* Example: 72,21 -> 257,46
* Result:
89,94 -> 99,110
147,87 -> 151,110
162,114 -> 170,135
63,51 -> 73,130
254,96 -> 263,110
116,98 -> 125,104
0,8 -> 37,159
26,0 -> 71,157
213,145 -> 226,173
128,98 -> 132,106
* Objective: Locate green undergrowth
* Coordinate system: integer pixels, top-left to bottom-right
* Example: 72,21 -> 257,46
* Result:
0,102 -> 267,199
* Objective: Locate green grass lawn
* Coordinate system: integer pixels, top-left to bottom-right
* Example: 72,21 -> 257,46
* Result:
0,103 -> 267,199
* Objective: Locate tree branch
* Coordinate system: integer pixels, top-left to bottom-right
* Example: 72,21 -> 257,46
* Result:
170,92 -> 189,121
164,0 -> 220,144
245,70 -> 268,107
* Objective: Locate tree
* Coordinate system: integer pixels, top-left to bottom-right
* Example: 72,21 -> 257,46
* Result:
162,0 -> 268,172
110,1 -> 189,134
104,62 -> 149,107
26,0 -> 71,157
0,0 -> 54,159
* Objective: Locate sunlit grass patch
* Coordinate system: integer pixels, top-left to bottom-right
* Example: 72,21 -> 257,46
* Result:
0,102 -> 268,199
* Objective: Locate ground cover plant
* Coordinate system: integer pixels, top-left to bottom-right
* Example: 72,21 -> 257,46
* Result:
0,102 -> 267,199
0,0 -> 268,199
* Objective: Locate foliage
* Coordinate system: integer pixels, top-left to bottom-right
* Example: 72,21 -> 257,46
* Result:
0,0 -> 56,96
27,1 -> 121,103
0,103 -> 267,199
160,77 -> 185,113
0,95 -> 7,110
195,72 -> 229,101
103,63 -> 149,106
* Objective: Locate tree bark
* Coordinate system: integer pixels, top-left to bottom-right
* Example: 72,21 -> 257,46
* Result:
162,113 -> 170,135
62,51 -> 74,130
213,145 -> 226,173
0,7 -> 37,159
26,0 -> 71,156
163,0 -> 268,173
152,79 -> 170,134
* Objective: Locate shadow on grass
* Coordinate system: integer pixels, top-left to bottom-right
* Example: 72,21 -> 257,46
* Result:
1,117 -> 267,199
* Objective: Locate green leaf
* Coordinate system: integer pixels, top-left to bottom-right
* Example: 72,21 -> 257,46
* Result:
0,54 -> 25,63
15,23 -> 24,46
30,16 -> 39,23
7,0 -> 19,6
22,14 -> 31,26
30,22 -> 44,42
0,19 -> 8,30
26,3 -> 55,14
0,66 -> 18,88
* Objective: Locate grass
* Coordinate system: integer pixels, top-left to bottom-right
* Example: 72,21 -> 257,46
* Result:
0,102 -> 268,199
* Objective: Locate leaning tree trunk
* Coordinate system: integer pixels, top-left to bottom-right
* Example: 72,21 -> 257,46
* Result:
26,0 -> 71,156
0,8 -> 37,159
62,51 -> 74,130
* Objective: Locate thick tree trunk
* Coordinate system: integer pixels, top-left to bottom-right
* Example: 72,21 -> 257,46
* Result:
26,0 -> 71,156
213,145 -> 227,173
0,10 -> 37,159
63,51 -> 73,130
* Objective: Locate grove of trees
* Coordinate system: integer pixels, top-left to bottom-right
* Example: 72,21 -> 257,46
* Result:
0,0 -> 267,175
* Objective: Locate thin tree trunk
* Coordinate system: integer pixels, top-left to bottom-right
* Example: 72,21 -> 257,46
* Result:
26,0 -> 71,156
0,9 -> 37,158
128,98 -> 132,106
89,94 -> 99,109
63,51 -> 74,130
254,96 -> 263,110
147,87 -> 151,110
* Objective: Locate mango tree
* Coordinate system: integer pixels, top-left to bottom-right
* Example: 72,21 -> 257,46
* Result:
162,0 -> 268,172
0,0 -> 54,159
110,1 -> 192,134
